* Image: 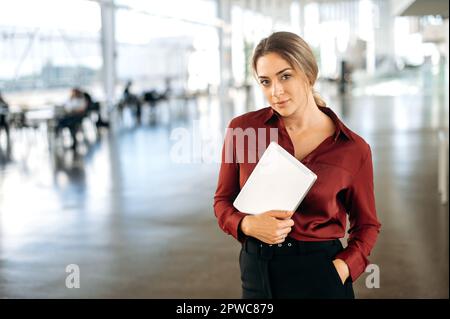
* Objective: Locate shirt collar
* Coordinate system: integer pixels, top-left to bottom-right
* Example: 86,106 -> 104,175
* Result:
263,107 -> 277,124
262,106 -> 353,142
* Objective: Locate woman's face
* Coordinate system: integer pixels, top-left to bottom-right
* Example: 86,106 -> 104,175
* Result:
256,52 -> 310,118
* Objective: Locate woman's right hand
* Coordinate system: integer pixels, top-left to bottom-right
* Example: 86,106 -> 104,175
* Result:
240,210 -> 295,244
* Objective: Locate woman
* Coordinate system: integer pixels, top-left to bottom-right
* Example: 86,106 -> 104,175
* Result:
213,32 -> 381,299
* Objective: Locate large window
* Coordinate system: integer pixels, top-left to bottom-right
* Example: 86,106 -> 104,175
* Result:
115,0 -> 219,93
0,0 -> 101,97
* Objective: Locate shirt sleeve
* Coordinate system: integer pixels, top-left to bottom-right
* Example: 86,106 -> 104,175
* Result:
213,120 -> 249,243
335,145 -> 381,282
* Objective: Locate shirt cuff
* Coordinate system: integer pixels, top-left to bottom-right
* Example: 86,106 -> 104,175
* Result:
335,246 -> 368,282
225,211 -> 249,243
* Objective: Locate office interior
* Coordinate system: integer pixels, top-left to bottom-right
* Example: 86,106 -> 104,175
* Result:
0,0 -> 448,298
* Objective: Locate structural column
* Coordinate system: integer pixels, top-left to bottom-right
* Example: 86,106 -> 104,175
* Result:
217,0 -> 233,128
100,0 -> 116,116
298,0 -> 306,36
374,0 -> 396,73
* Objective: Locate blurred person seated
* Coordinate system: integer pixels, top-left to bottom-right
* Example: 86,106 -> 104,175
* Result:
119,81 -> 142,124
142,89 -> 167,124
0,91 -> 10,140
141,78 -> 172,124
55,87 -> 88,150
83,90 -> 109,129
142,89 -> 169,107
143,77 -> 172,106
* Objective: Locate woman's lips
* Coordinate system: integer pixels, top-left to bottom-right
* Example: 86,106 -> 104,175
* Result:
274,99 -> 290,107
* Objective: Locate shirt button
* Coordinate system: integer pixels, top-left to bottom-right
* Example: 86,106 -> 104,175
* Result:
288,243 -> 292,247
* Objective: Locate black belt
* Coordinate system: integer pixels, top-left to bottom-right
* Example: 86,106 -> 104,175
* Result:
244,237 -> 340,260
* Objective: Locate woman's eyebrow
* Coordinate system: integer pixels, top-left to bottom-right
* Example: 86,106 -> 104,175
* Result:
258,68 -> 293,79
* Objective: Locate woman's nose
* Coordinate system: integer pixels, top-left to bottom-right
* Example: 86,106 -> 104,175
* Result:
271,81 -> 284,98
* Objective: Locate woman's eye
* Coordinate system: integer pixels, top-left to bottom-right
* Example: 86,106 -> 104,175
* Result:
281,74 -> 291,80
260,80 -> 269,86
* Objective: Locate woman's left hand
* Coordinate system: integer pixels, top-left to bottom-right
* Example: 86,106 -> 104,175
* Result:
332,259 -> 350,284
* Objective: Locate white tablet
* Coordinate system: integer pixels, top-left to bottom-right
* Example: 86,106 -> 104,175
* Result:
233,141 -> 317,215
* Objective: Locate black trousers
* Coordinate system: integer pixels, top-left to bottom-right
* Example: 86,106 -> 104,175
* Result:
240,237 -> 355,299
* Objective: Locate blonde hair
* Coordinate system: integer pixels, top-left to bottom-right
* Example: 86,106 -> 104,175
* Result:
252,31 -> 326,107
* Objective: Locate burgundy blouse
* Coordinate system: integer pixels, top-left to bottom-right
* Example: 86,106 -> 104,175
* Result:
213,106 -> 381,281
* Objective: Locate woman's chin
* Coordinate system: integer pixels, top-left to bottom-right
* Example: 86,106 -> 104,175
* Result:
273,106 -> 294,117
